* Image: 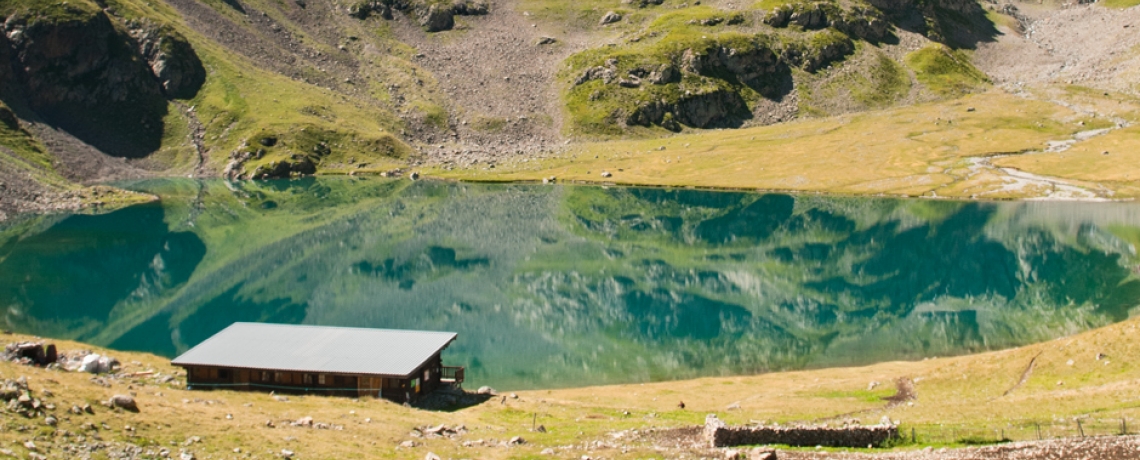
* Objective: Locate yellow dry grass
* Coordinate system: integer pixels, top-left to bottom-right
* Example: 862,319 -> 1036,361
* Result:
995,125 -> 1140,183
3,314 -> 1140,459
433,91 -> 1140,200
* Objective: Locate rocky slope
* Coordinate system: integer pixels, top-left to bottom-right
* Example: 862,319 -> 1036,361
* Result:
0,0 -> 1137,217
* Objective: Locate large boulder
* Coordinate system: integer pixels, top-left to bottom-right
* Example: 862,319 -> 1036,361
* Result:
599,11 -> 622,25
419,4 -> 454,32
108,394 -> 138,412
77,354 -> 119,374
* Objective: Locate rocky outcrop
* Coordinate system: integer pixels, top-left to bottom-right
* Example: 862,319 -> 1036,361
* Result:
419,4 -> 455,32
624,88 -> 748,130
780,30 -> 855,72
682,45 -> 784,89
224,133 -> 334,179
765,2 -> 889,43
599,11 -> 623,25
348,0 -> 488,32
0,6 -> 205,157
704,414 -> 899,448
126,21 -> 207,99
1,11 -> 161,108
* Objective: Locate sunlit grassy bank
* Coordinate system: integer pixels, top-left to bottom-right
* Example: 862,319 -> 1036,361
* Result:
434,90 -> 1140,200
3,313 -> 1140,458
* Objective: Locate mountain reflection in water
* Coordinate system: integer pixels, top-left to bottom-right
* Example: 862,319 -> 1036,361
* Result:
1,178 -> 1138,389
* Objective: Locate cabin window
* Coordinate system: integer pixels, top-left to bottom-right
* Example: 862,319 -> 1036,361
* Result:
303,374 -> 314,385
334,375 -> 346,387
318,374 -> 326,385
274,372 -> 283,383
218,369 -> 231,380
261,371 -> 270,382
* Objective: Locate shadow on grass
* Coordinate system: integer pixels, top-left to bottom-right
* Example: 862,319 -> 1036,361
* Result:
413,386 -> 495,412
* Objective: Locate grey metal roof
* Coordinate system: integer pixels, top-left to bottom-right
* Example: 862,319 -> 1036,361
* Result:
171,323 -> 457,377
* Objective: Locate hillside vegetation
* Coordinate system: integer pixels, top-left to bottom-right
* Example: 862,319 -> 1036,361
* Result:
1,0 -> 1140,216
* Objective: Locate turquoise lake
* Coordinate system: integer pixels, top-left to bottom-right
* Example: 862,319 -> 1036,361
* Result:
2,178 -> 1139,390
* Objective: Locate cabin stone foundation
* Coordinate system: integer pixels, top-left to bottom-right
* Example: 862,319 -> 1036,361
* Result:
704,414 -> 899,448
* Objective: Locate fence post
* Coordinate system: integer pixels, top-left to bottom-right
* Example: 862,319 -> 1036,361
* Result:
1124,417 -> 1128,436
1077,419 -> 1085,438
1036,422 -> 1041,441
912,427 -> 916,444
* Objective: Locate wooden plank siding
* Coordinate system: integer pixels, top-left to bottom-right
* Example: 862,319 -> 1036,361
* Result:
182,352 -> 450,402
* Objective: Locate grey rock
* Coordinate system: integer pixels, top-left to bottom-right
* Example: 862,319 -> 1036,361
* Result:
420,4 -> 455,32
749,448 -> 778,460
109,394 -> 138,412
599,11 -> 622,25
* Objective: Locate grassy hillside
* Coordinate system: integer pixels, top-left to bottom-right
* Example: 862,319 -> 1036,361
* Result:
1,313 -> 1139,458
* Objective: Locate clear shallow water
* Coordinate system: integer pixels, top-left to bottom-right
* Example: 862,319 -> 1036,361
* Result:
2,178 -> 1140,390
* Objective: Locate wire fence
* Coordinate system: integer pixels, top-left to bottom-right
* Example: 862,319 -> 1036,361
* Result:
899,417 -> 1134,445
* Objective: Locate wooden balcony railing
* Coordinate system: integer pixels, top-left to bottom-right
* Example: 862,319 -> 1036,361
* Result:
440,366 -> 465,384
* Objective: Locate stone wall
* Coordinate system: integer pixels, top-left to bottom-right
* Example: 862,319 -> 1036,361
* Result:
704,414 -> 899,448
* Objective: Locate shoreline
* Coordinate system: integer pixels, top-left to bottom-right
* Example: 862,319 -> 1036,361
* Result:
0,315 -> 1136,458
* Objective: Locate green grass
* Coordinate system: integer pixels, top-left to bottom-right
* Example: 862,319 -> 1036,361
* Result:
854,52 -> 911,106
1101,0 -> 1140,8
0,0 -> 103,22
471,115 -> 509,132
809,388 -> 899,403
905,44 -> 989,97
0,103 -> 53,172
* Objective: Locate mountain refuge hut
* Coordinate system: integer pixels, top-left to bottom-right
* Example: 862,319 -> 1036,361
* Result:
171,323 -> 464,402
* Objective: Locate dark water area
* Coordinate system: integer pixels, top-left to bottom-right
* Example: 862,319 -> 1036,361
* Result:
1,178 -> 1139,390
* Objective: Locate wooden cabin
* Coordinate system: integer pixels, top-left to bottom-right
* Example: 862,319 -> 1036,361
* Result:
171,323 -> 464,403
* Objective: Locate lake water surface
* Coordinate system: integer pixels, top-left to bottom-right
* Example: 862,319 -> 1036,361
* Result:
2,178 -> 1139,389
